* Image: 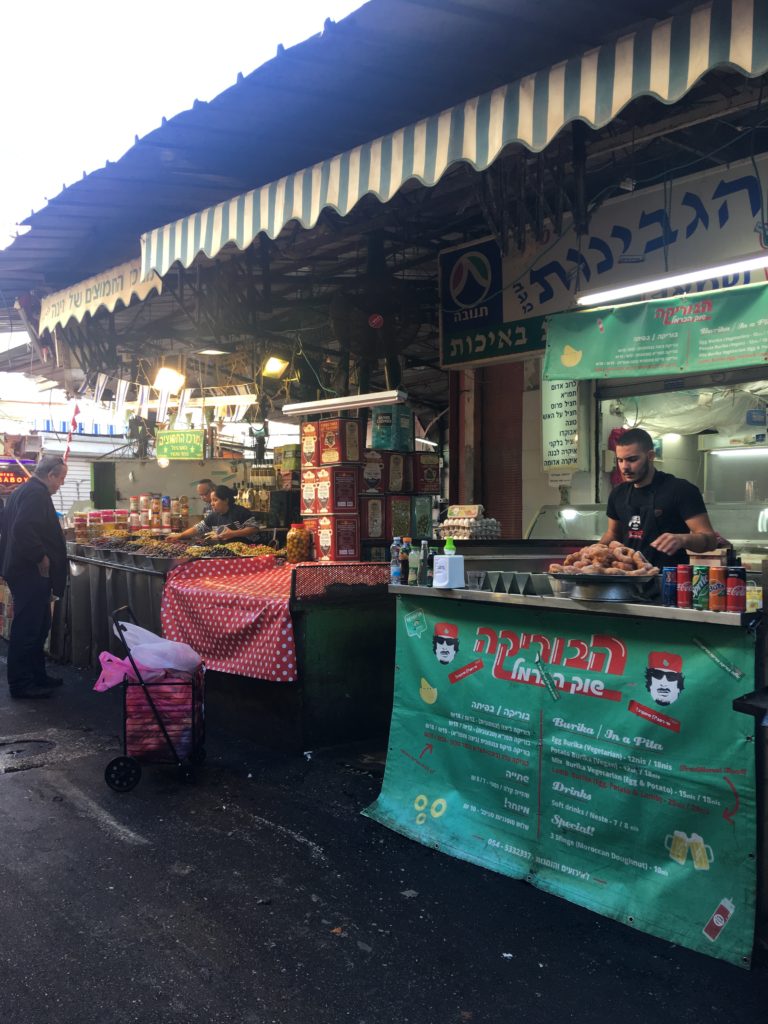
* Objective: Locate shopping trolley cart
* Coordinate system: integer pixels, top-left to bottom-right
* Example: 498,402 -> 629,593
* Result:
102,606 -> 205,792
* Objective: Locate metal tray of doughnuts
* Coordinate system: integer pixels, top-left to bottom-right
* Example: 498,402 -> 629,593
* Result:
548,571 -> 659,602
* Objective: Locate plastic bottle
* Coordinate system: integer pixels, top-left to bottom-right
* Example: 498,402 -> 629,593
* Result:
399,537 -> 412,583
427,547 -> 436,586
444,536 -> 457,556
408,544 -> 420,585
417,539 -> 430,585
390,537 -> 402,585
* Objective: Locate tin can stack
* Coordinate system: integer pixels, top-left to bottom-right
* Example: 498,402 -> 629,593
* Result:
666,563 -> 745,612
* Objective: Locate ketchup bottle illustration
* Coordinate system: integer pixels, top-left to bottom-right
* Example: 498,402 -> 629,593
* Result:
703,897 -> 735,942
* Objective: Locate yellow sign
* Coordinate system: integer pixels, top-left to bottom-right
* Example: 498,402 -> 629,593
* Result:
155,430 -> 205,461
39,259 -> 163,334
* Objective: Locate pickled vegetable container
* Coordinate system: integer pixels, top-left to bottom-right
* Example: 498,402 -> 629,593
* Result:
286,522 -> 311,563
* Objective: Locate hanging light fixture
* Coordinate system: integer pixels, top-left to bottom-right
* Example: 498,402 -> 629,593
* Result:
262,356 -> 290,378
281,389 -> 408,416
153,366 -> 186,393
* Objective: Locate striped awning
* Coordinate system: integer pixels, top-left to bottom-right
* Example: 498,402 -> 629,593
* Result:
141,0 -> 768,281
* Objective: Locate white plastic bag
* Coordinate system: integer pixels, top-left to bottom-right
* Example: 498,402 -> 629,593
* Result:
113,621 -> 201,673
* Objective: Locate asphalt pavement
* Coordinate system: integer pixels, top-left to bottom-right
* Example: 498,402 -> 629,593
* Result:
0,642 -> 765,1024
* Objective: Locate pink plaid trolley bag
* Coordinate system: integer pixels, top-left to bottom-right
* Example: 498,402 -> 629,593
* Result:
101,607 -> 205,792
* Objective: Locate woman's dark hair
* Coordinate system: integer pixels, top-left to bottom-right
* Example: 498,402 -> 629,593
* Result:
213,484 -> 235,503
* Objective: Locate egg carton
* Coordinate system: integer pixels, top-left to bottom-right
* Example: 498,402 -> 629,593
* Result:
438,517 -> 501,540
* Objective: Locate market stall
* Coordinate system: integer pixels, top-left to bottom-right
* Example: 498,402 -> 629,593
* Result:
62,531 -> 395,750
367,580 -> 762,968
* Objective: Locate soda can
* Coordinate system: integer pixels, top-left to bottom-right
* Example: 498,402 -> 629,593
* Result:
692,566 -> 709,609
726,567 -> 747,613
708,566 -> 727,612
676,564 -> 692,608
662,567 -> 677,606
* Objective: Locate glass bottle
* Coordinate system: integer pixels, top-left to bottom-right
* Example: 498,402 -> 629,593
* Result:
286,522 -> 311,563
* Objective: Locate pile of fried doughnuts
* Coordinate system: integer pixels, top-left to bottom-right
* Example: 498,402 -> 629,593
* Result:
549,540 -> 660,576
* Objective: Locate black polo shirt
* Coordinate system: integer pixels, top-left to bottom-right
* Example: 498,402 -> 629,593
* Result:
606,470 -> 707,567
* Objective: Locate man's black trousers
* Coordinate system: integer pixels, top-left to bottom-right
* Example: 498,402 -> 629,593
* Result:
7,574 -> 53,694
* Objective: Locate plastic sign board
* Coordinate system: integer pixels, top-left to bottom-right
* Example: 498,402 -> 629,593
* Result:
155,429 -> 205,461
545,282 -> 768,380
366,598 -> 756,967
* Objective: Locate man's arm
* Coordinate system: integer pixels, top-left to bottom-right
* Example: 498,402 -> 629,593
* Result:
651,512 -> 718,556
599,517 -> 623,545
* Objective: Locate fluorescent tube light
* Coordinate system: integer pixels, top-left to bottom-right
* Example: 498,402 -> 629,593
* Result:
709,447 -> 768,457
281,389 -> 408,416
576,254 -> 768,307
197,348 -> 229,356
416,437 -> 438,448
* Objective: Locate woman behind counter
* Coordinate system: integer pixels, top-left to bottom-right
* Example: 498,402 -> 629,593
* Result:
170,484 -> 258,543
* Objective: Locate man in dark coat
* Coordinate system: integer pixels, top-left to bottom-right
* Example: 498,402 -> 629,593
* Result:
0,455 -> 68,698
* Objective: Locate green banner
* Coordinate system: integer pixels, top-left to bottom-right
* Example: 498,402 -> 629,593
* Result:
544,283 -> 768,380
365,598 -> 757,967
442,316 -> 546,367
155,429 -> 205,460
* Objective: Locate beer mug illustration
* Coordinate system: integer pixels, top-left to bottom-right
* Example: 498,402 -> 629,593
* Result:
664,830 -> 689,865
689,833 -> 714,871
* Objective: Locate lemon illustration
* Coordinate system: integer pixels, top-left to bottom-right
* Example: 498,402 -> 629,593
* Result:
419,677 -> 438,704
560,344 -> 583,368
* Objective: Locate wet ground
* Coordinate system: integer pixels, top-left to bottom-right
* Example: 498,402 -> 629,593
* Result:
0,644 -> 765,1024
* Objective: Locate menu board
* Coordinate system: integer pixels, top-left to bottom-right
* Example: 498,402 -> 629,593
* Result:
544,282 -> 768,381
365,598 -> 756,967
541,379 -> 586,471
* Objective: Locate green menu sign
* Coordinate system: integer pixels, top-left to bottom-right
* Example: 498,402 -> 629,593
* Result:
155,429 -> 205,460
365,597 -> 757,967
544,282 -> 768,380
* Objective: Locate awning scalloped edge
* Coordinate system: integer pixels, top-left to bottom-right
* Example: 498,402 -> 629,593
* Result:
141,0 -> 768,281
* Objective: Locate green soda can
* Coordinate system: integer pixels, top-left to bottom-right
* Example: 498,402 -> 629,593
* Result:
692,565 -> 710,610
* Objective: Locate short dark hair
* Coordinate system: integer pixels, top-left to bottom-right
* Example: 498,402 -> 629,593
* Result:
197,478 -> 214,490
212,484 -> 235,503
34,455 -> 66,478
616,428 -> 654,452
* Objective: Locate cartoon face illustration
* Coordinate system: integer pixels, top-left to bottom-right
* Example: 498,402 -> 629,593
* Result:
433,622 -> 459,664
628,514 -> 642,532
645,651 -> 684,706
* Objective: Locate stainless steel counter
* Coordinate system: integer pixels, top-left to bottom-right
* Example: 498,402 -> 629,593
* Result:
389,584 -> 754,626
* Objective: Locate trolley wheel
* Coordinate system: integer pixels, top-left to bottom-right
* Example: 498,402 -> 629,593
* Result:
105,756 -> 142,792
191,745 -> 207,766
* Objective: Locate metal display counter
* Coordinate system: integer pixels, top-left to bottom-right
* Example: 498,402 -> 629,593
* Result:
367,583 -> 766,967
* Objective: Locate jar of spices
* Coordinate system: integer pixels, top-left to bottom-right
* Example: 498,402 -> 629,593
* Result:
286,522 -> 311,564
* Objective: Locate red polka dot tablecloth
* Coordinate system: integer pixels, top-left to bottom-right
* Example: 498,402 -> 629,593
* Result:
161,556 -> 297,682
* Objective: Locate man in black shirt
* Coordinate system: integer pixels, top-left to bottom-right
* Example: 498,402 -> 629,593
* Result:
600,428 -> 717,568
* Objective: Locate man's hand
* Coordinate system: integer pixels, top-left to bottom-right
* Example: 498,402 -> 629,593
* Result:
38,555 -> 50,577
217,528 -> 236,541
650,533 -> 685,555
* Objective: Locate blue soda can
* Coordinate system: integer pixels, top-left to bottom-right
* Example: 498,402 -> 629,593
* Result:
662,566 -> 677,606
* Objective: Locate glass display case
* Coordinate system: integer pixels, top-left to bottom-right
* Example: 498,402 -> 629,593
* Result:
525,504 -> 607,542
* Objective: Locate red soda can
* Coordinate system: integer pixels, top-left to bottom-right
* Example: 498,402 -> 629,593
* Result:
708,566 -> 727,612
726,567 -> 746,613
676,564 -> 692,608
